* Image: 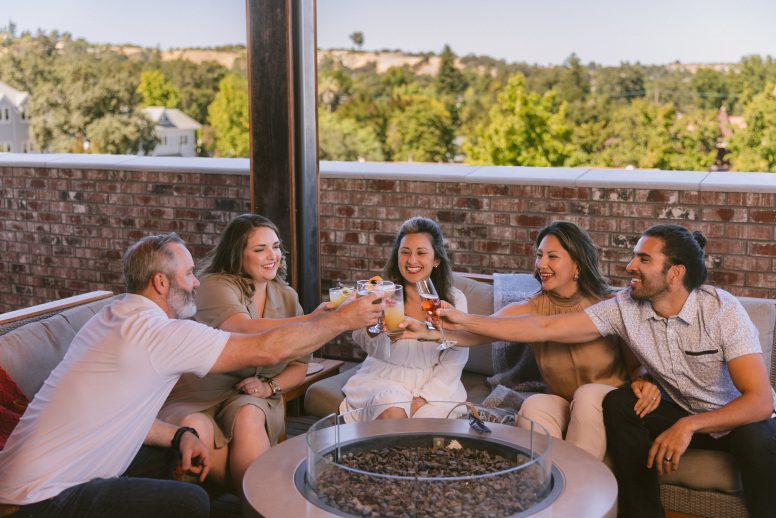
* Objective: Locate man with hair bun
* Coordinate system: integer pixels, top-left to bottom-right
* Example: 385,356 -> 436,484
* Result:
419,223 -> 776,518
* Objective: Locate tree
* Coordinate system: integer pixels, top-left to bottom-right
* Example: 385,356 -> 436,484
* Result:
160,59 -> 228,145
28,48 -> 155,154
594,100 -> 717,171
435,45 -> 467,97
137,69 -> 181,108
386,94 -> 455,162
86,113 -> 157,154
728,55 -> 776,108
691,68 -> 730,110
593,62 -> 646,103
317,57 -> 353,112
728,85 -> 776,172
318,110 -> 383,161
555,53 -> 590,104
349,31 -> 364,50
465,74 -> 575,166
207,73 -> 249,157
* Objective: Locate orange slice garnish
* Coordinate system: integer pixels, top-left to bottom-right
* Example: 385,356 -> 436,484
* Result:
369,275 -> 383,284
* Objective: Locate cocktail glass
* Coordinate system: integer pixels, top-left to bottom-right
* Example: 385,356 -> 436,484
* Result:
356,279 -> 393,334
415,277 -> 457,350
328,285 -> 354,308
382,285 -> 404,336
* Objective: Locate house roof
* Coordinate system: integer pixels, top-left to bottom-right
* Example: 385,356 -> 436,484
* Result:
142,107 -> 202,131
0,81 -> 30,107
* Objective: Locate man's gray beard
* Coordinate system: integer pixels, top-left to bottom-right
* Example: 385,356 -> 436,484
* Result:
168,283 -> 197,319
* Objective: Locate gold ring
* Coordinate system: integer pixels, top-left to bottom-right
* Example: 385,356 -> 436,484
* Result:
664,457 -> 672,462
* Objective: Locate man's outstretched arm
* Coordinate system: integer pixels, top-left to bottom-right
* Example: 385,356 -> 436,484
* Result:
210,291 -> 383,373
438,305 -> 603,346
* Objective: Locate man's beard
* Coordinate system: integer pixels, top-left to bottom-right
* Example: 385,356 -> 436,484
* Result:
629,274 -> 669,301
167,280 -> 197,319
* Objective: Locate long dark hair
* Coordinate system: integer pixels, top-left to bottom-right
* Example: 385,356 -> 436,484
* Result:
535,221 -> 611,299
642,224 -> 707,291
382,217 -> 454,304
198,214 -> 288,300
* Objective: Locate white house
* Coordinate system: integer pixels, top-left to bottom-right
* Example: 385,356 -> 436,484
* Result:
0,81 -> 32,153
141,107 -> 201,157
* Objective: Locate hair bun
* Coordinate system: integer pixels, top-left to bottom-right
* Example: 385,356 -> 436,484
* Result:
692,230 -> 707,250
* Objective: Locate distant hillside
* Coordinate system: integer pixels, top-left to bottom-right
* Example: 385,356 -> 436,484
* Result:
115,46 -> 244,69
317,49 -> 451,75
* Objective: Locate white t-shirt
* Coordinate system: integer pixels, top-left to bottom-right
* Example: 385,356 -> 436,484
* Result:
0,294 -> 229,505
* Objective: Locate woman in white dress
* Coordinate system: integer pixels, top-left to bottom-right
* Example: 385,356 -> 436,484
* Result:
340,217 -> 468,421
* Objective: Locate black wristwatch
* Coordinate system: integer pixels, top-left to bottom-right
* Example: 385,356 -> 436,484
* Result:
171,426 -> 199,453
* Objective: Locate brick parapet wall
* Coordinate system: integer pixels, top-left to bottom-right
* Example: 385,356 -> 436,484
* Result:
2,157 -> 775,319
320,179 -> 776,300
0,163 -> 251,310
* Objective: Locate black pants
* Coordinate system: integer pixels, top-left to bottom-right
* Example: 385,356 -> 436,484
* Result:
9,447 -> 207,518
602,386 -> 776,518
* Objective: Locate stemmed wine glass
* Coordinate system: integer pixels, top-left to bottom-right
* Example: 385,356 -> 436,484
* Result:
415,278 -> 457,350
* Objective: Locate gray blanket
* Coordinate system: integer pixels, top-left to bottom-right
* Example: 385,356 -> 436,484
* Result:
482,273 -> 546,410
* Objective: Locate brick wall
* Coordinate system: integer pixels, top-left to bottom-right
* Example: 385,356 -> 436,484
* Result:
0,163 -> 251,310
1,158 -> 775,360
320,175 -> 776,301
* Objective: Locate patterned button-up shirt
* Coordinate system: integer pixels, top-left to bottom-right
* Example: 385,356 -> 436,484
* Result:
585,285 -> 776,415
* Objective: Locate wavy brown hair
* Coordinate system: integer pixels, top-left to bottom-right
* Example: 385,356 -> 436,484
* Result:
535,221 -> 612,299
198,214 -> 288,300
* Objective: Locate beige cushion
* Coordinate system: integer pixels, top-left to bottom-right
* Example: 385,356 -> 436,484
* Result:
453,274 -> 495,376
659,449 -> 742,493
0,298 -> 115,400
738,297 -> 775,378
303,366 -> 358,417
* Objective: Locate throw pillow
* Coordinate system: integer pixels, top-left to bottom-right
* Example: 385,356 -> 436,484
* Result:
0,365 -> 28,449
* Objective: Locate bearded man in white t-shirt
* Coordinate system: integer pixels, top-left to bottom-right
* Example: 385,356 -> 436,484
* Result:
0,233 -> 382,517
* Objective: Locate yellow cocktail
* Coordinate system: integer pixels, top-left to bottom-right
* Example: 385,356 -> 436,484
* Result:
383,285 -> 404,334
329,286 -> 353,308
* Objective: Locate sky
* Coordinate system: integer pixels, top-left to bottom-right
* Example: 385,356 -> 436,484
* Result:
2,0 -> 775,66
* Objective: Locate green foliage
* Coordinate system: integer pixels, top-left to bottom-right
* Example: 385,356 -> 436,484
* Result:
207,74 -> 249,157
349,31 -> 364,50
3,30 -> 776,170
159,59 -> 228,125
728,55 -> 776,108
318,110 -> 383,161
465,74 -> 574,166
593,63 -> 647,102
386,93 -> 454,162
691,68 -> 730,110
318,58 -> 353,112
86,113 -> 158,154
137,70 -> 181,108
26,46 -> 155,154
592,100 -> 717,171
435,45 -> 467,96
728,86 -> 776,172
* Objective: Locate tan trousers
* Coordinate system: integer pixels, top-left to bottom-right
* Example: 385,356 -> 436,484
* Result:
517,383 -> 616,460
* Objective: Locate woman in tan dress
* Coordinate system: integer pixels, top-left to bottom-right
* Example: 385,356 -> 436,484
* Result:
159,214 -> 323,495
498,221 -> 640,460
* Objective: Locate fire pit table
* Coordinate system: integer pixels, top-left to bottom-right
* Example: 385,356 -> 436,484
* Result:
244,407 -> 617,518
